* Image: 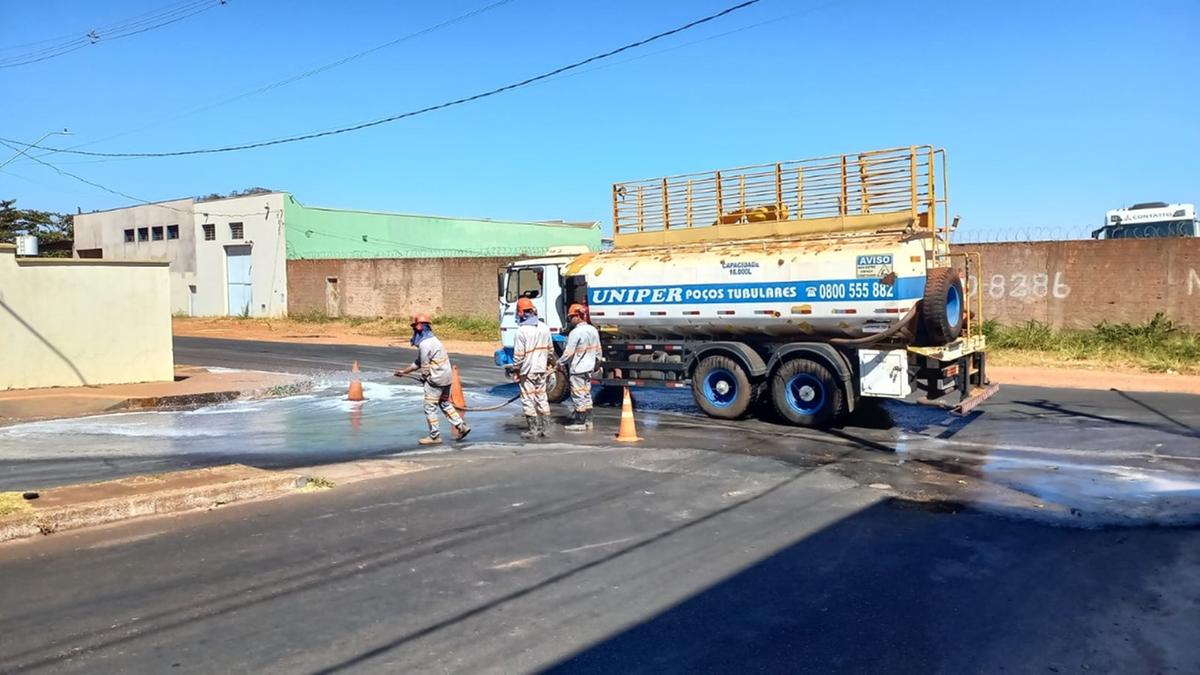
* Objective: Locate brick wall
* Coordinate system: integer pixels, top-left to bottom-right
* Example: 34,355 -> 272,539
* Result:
952,238 -> 1200,329
287,257 -> 514,318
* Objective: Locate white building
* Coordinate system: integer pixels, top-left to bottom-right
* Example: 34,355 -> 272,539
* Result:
73,192 -> 287,317
71,198 -> 197,314
191,193 -> 287,317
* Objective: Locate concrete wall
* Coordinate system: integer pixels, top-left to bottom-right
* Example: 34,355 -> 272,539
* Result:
287,257 -> 514,319
283,195 -> 601,260
72,198 -> 196,314
193,193 -> 288,317
954,239 -> 1200,329
0,244 -> 174,390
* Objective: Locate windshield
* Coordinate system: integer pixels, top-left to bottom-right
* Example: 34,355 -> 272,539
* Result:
1105,219 -> 1197,239
504,267 -> 544,303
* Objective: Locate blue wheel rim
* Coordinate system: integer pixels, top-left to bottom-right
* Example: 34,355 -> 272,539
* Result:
784,373 -> 825,416
946,283 -> 962,326
701,367 -> 738,408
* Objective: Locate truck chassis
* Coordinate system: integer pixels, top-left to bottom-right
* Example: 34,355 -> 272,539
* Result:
589,334 -> 996,427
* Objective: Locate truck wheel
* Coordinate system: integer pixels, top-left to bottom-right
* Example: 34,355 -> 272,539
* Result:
921,267 -> 965,344
692,355 -> 753,419
547,370 -> 569,403
770,358 -> 844,428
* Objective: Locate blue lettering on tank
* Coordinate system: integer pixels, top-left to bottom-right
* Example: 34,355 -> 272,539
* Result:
588,277 -> 925,305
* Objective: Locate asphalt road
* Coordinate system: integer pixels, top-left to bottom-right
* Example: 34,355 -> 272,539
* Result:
0,337 -> 1197,672
173,336 -> 502,386
1,442 -> 1197,674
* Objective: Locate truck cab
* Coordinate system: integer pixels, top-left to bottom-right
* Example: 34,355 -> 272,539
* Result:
1093,202 -> 1197,239
496,248 -> 591,403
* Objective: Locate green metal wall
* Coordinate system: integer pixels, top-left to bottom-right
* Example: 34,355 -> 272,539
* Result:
283,195 -> 600,260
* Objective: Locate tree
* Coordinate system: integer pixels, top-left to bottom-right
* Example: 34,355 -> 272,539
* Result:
1,198 -> 74,257
196,187 -> 274,202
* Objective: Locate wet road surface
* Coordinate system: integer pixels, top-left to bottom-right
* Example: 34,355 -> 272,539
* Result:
3,336 -> 1198,527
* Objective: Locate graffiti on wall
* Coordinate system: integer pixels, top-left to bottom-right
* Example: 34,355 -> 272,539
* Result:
968,267 -> 1200,301
966,272 -> 1071,300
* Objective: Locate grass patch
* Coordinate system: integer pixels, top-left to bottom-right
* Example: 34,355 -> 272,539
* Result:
303,476 -> 335,491
983,314 -> 1200,374
0,492 -> 32,517
269,313 -> 497,340
290,310 -> 340,324
433,315 -> 500,341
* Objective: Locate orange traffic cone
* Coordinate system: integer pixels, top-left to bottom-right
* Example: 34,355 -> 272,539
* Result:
450,365 -> 467,416
615,387 -> 640,443
347,361 -> 365,401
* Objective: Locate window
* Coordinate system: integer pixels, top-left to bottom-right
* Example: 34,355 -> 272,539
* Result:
504,267 -> 544,303
202,224 -> 215,241
167,224 -> 179,240
137,227 -> 149,242
152,226 -> 164,241
229,222 -> 244,240
77,248 -> 103,259
123,229 -> 135,243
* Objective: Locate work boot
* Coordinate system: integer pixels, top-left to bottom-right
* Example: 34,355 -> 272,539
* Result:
583,410 -> 594,430
418,435 -> 442,446
453,423 -> 471,441
564,411 -> 587,433
538,414 -> 552,438
520,416 -> 539,440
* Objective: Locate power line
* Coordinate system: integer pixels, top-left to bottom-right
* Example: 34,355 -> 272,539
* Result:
3,139 -> 583,255
4,0 -> 762,159
28,0 -> 519,158
0,139 -> 275,218
523,0 -> 851,88
0,0 -> 209,51
0,0 -> 227,69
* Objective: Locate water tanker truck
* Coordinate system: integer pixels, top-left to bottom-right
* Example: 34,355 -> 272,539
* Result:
496,145 -> 998,427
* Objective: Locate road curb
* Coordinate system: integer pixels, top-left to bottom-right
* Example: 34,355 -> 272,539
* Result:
0,467 -> 307,544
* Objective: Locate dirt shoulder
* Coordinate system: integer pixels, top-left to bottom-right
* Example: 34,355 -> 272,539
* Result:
989,366 -> 1200,395
174,318 -> 1200,395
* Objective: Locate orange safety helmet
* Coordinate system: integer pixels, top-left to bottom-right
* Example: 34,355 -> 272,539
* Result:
567,303 -> 587,319
410,312 -> 432,327
516,297 -> 536,314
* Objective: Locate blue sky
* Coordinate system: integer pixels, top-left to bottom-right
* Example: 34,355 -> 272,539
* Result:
1,0 -> 1196,237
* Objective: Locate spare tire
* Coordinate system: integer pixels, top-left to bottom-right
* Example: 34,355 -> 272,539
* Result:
921,267 -> 965,344
546,369 -> 569,403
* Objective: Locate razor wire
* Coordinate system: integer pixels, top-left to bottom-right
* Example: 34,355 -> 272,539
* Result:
952,225 -> 1098,244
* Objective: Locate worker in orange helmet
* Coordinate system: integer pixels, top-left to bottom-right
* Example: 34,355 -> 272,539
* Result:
394,313 -> 470,445
509,296 -> 553,439
560,303 -> 600,432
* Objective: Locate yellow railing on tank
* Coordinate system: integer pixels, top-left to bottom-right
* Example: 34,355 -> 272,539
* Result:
612,145 -> 949,249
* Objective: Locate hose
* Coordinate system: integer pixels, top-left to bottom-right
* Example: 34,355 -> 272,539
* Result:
828,303 -> 919,347
393,372 -> 521,412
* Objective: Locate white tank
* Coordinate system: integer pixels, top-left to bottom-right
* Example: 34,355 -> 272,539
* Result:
569,233 -> 929,340
15,235 -> 38,256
